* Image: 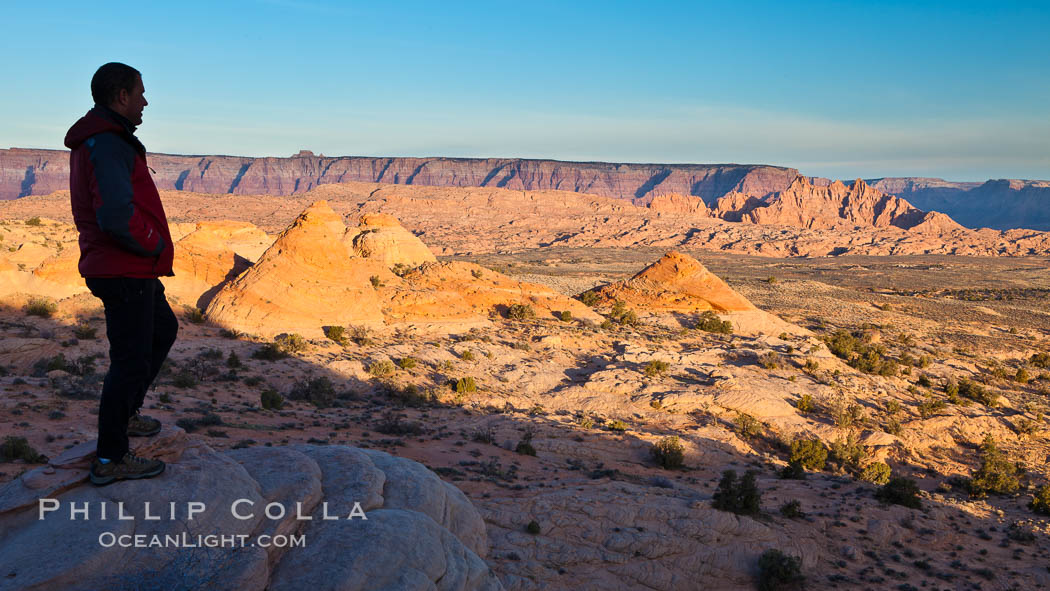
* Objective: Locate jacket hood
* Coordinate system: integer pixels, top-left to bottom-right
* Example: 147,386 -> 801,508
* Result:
64,107 -> 135,150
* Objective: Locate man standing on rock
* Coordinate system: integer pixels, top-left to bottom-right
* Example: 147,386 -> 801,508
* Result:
65,62 -> 176,485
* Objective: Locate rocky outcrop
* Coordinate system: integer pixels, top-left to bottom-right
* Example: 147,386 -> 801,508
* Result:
0,148 -> 795,204
744,177 -> 963,232
580,252 -> 809,336
0,427 -> 503,591
204,201 -> 601,337
646,193 -> 709,215
584,251 -> 756,314
204,201 -> 389,337
166,221 -> 272,309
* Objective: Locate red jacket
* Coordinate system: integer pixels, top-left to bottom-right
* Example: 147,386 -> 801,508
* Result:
65,107 -> 174,278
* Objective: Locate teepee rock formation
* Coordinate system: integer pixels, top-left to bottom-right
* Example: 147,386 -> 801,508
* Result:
584,251 -> 756,313
204,201 -> 602,337
205,201 -> 388,338
582,251 -> 807,336
345,213 -> 438,267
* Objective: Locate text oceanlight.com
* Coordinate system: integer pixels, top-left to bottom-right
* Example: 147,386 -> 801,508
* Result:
98,532 -> 305,548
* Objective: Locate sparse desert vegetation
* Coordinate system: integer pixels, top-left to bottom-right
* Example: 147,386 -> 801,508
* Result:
1,200 -> 1049,590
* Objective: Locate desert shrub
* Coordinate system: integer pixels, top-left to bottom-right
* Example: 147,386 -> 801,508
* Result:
712,470 -> 761,516
397,357 -> 418,370
917,374 -> 933,388
460,349 -> 475,361
957,378 -> 997,406
274,333 -> 307,354
607,419 -> 628,432
576,415 -> 595,429
578,291 -> 600,307
918,397 -> 946,418
322,325 -> 348,345
451,376 -> 477,394
73,323 -> 97,339
789,439 -> 827,471
1030,485 -> 1050,515
860,462 -> 892,485
886,417 -> 904,436
26,216 -> 42,226
0,436 -> 47,463
347,326 -> 373,346
507,303 -> 535,320
392,263 -> 412,277
884,399 -> 902,414
757,549 -> 804,591
779,461 -> 806,480
875,477 -> 922,509
830,400 -> 864,429
1030,352 -> 1050,369
219,328 -> 243,339
183,306 -> 205,324
695,311 -> 733,334
288,376 -> 336,407
175,413 -> 222,434
367,359 -> 396,378
32,353 -> 78,376
734,413 -> 761,439
829,432 -> 866,471
650,436 -> 684,469
607,300 -> 638,325
526,520 -> 541,534
24,296 -> 57,318
765,276 -> 777,284
917,354 -> 932,368
226,351 -> 242,369
558,310 -> 572,322
1014,368 -> 1031,384
387,383 -> 436,407
375,411 -> 424,436
802,358 -> 819,372
251,343 -> 288,361
515,430 -> 536,456
823,329 -> 897,376
643,360 -> 670,378
172,370 -> 198,389
779,500 -> 805,519
758,352 -> 782,370
369,275 -> 382,288
795,394 -> 815,413
968,435 -> 1022,497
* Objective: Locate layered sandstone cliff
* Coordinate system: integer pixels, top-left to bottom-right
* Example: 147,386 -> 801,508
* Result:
0,148 -> 795,203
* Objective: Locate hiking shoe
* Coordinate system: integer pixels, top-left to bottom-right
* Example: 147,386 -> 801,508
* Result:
127,412 -> 161,437
89,452 -> 165,486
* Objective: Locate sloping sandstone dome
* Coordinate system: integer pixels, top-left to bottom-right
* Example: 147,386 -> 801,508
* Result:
585,251 -> 756,313
205,201 -> 387,338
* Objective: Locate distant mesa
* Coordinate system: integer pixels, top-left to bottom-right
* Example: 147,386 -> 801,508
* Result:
4,147 -> 1049,230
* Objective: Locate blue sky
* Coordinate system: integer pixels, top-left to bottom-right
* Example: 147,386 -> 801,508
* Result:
3,0 -> 1047,180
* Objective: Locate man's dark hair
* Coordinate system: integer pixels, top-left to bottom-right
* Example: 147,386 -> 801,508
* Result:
90,63 -> 141,107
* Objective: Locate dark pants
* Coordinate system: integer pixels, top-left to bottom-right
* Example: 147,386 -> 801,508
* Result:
85,277 -> 178,460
